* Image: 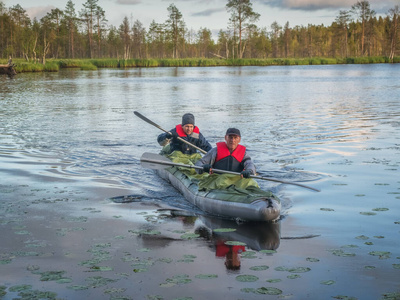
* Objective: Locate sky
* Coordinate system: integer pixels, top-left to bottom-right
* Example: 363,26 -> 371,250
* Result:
3,0 -> 399,36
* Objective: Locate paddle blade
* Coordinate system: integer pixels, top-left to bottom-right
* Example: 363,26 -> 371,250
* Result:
140,152 -> 172,170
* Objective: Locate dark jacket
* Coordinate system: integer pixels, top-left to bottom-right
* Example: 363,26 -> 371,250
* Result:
195,143 -> 256,175
158,125 -> 212,155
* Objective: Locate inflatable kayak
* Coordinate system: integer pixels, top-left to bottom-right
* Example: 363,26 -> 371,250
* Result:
142,152 -> 281,222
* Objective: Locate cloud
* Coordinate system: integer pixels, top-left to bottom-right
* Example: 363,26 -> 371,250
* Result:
257,0 -> 398,11
191,7 -> 225,17
115,0 -> 142,4
25,6 -> 54,20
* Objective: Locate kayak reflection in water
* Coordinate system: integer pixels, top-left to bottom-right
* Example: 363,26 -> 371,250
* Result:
157,113 -> 212,155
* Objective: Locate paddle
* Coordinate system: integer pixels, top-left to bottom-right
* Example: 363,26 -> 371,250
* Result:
134,111 -> 207,154
141,152 -> 321,192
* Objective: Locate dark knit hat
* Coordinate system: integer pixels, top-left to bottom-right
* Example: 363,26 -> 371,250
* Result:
226,128 -> 241,137
182,113 -> 195,126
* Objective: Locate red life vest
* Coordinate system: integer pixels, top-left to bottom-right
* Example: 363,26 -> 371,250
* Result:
214,142 -> 246,172
215,142 -> 246,163
175,124 -> 200,137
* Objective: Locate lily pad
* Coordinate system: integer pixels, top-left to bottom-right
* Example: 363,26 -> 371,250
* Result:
266,279 -> 282,283
360,212 -> 377,216
180,233 -> 200,240
287,274 -> 301,279
250,265 -> 269,271
320,280 -> 335,285
9,285 -> 32,292
256,287 -> 282,295
288,267 -> 311,273
195,274 -> 218,279
372,208 -> 389,212
306,257 -> 320,262
241,251 -> 257,258
329,249 -> 356,257
320,208 -> 334,211
392,264 -> 400,269
235,274 -> 259,282
365,266 -> 376,270
225,241 -> 246,246
213,228 -> 236,233
369,251 -> 391,259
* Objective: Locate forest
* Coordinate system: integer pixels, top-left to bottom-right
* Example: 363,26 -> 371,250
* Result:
0,0 -> 399,64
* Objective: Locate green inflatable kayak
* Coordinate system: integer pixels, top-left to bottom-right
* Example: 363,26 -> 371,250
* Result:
143,151 -> 281,222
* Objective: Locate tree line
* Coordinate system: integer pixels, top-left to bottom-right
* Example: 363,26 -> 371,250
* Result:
0,0 -> 399,63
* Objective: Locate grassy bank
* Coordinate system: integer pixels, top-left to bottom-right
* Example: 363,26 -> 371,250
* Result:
2,56 -> 399,73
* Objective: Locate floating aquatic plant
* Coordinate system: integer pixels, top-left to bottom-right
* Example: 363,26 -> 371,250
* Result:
195,274 -> 218,279
180,233 -> 200,240
287,274 -> 301,279
360,212 -> 377,216
381,292 -> 400,300
369,251 -> 391,259
306,257 -> 320,262
266,279 -> 282,283
236,274 -> 259,282
241,251 -> 257,259
364,266 -> 376,270
329,249 -> 356,257
250,265 -> 269,271
225,241 -> 246,246
372,208 -> 389,211
213,228 -> 236,232
85,276 -> 117,288
332,295 -> 358,300
256,287 -> 283,295
355,235 -> 369,240
67,285 -> 89,290
320,208 -> 334,211
320,280 -> 335,285
8,285 -> 32,292
260,249 -> 277,254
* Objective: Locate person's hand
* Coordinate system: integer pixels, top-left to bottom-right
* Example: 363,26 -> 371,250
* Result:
203,164 -> 212,173
240,170 -> 252,178
166,132 -> 175,139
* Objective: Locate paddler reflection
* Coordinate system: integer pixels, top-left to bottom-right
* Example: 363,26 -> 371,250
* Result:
216,240 -> 246,270
195,216 -> 281,270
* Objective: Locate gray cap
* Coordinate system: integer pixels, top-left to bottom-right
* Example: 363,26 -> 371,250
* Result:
182,113 -> 195,126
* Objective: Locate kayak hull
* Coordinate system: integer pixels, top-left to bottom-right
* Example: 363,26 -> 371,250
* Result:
156,167 -> 281,222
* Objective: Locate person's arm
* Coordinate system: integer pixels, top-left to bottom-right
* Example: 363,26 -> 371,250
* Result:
157,129 -> 176,146
195,147 -> 217,174
242,152 -> 256,175
197,132 -> 212,152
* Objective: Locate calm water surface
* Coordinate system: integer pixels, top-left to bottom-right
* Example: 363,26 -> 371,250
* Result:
1,64 -> 399,299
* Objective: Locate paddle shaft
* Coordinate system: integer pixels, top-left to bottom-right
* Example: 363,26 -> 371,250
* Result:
134,111 -> 207,154
140,154 -> 320,192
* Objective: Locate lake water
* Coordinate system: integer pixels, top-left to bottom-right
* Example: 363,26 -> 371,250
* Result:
1,64 -> 399,299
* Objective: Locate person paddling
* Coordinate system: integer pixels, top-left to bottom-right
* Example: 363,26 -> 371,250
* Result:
157,113 -> 212,155
195,128 -> 256,178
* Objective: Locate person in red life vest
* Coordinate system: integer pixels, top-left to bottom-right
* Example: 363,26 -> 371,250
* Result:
195,128 -> 256,178
157,113 -> 212,155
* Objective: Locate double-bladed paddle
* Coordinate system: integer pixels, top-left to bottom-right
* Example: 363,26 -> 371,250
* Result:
134,111 -> 207,154
140,152 -> 321,192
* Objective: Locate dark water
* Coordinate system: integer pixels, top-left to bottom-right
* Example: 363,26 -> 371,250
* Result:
1,65 -> 399,299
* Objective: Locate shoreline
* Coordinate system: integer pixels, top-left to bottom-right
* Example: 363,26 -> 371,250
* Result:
3,56 -> 399,74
